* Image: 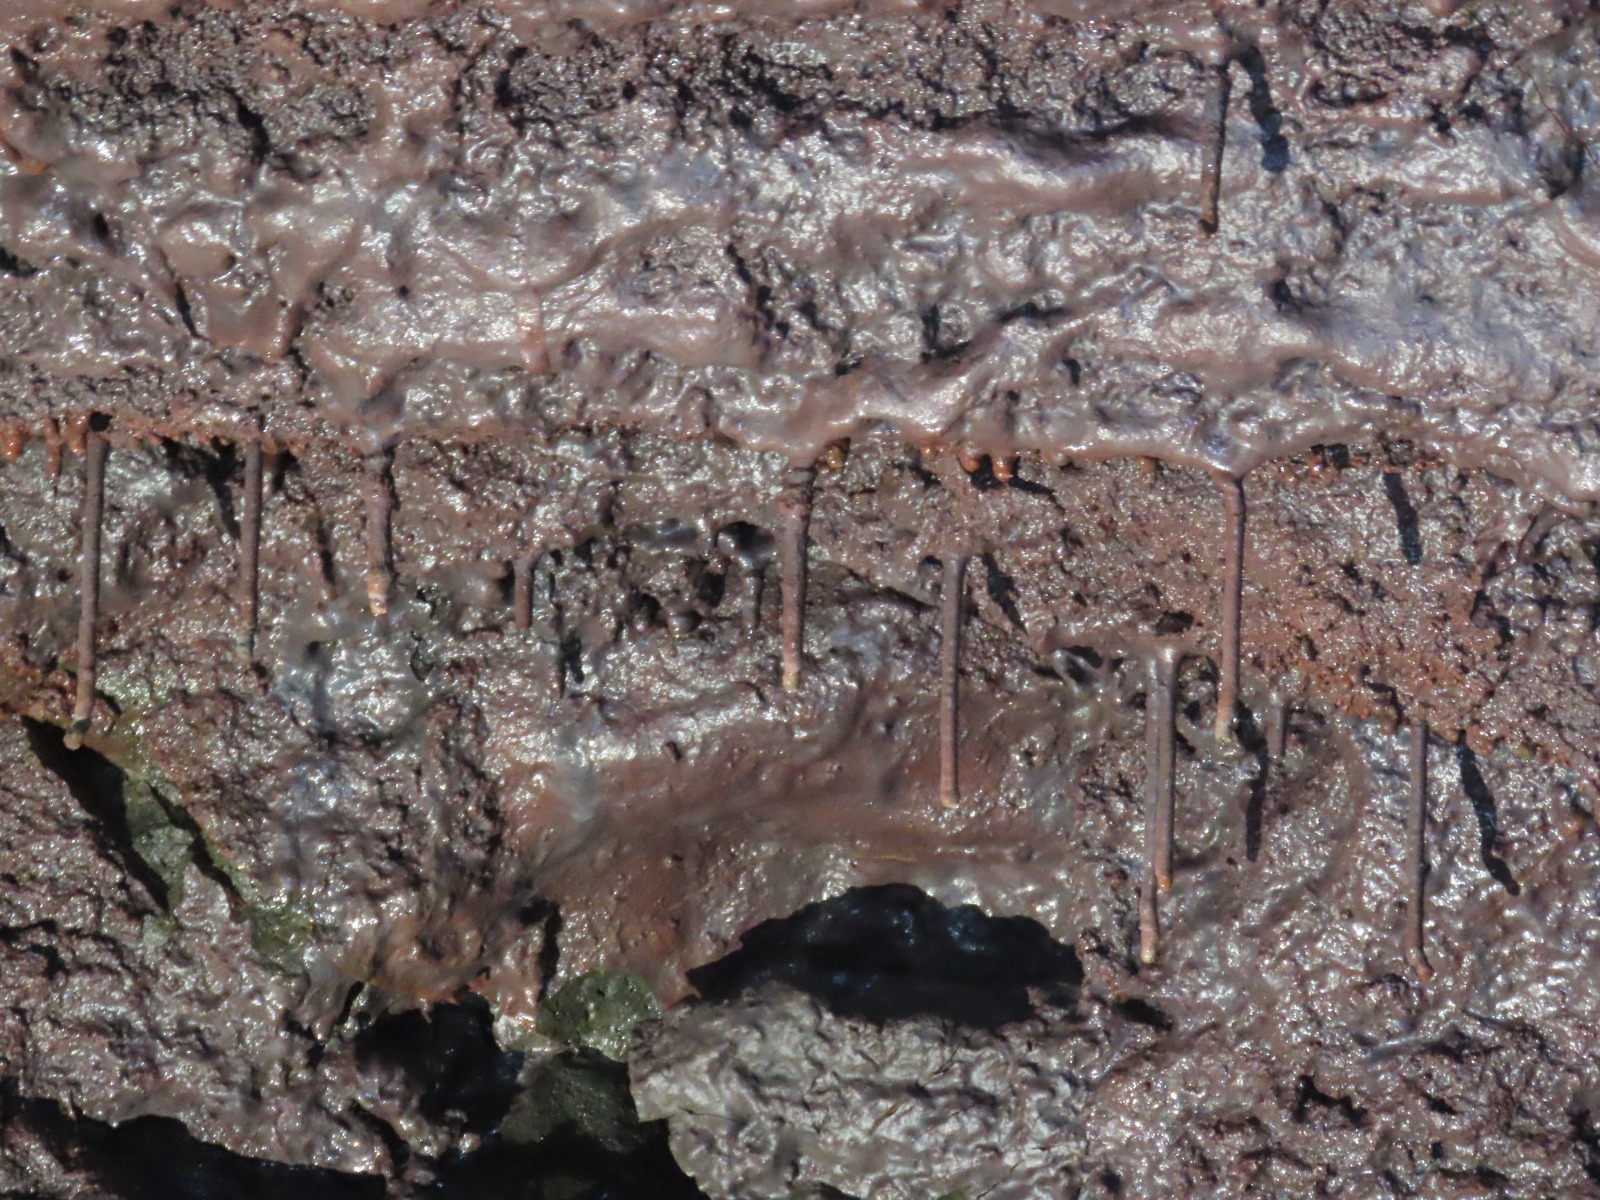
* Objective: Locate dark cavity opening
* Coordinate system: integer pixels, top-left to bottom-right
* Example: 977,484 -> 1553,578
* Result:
1382,472 -> 1423,565
431,1050 -> 707,1200
23,719 -> 170,909
1454,737 -> 1520,895
686,884 -> 1082,1029
354,994 -> 523,1134
0,1079 -> 383,1200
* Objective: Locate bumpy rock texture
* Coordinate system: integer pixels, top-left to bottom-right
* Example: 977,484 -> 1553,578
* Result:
1,0 -> 1600,1196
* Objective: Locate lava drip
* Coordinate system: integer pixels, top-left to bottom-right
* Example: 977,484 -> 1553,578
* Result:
1140,647 -> 1178,965
65,421 -> 108,750
778,459 -> 817,693
238,439 -> 264,657
939,553 -> 967,809
1405,719 -> 1434,982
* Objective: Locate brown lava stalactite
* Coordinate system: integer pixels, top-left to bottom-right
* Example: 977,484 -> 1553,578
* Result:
65,424 -> 106,750
237,438 -> 263,658
939,552 -> 966,810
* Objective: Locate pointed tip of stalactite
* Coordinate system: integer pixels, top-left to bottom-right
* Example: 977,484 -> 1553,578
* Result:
365,569 -> 391,618
1407,947 -> 1435,983
1139,905 -> 1160,967
819,439 -> 850,472
63,723 -> 86,753
63,413 -> 89,457
992,456 -> 1016,484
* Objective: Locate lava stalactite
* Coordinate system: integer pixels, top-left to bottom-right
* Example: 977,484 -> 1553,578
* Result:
1406,718 -> 1435,982
66,424 -> 108,750
238,439 -> 263,657
1216,472 -> 1245,743
513,553 -> 537,631
1141,647 -> 1178,964
778,460 -> 816,693
939,553 -> 967,809
1200,59 -> 1231,236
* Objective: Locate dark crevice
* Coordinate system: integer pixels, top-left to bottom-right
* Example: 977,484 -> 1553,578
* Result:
1113,997 -> 1173,1031
353,994 -> 522,1133
1382,472 -> 1424,565
1454,736 -> 1521,895
982,552 -> 1027,633
1293,1075 -> 1368,1129
1573,1111 -> 1600,1186
163,438 -> 241,540
0,1078 -> 383,1200
0,243 -> 40,276
1236,45 -> 1289,173
517,898 -> 563,1004
1234,705 -> 1270,862
686,884 -> 1081,1029
1154,611 -> 1193,636
22,719 -> 171,910
962,454 -> 1004,490
171,277 -> 200,338
430,1051 -> 706,1200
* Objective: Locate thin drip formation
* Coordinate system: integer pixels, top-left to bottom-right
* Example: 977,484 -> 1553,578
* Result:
6,97 -> 1458,977
20,415 -> 1454,979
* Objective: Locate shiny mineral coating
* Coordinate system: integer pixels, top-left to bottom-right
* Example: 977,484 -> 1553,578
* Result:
1,1 -> 1600,499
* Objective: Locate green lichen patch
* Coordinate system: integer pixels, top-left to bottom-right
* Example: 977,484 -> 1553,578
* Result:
536,972 -> 661,1062
122,776 -> 195,908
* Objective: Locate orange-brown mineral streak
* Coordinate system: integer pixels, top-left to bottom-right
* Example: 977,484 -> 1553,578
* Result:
939,553 -> 966,809
66,426 -> 108,749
